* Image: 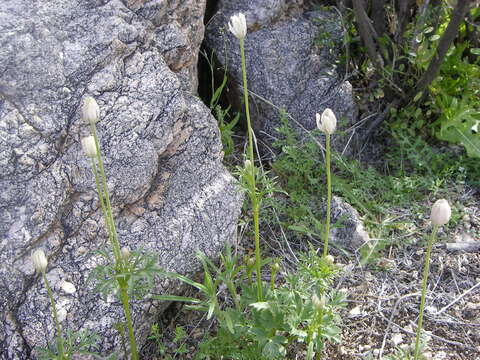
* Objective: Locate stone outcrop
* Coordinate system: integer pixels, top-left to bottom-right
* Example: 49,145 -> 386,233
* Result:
205,0 -> 358,154
328,196 -> 370,250
0,0 -> 242,358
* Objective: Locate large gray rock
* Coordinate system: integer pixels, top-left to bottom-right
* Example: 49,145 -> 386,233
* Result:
328,196 -> 370,250
205,0 -> 358,154
0,0 -> 242,358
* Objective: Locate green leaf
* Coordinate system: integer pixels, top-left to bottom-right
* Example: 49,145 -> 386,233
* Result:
152,294 -> 201,304
223,311 -> 235,334
471,48 -> 480,56
434,96 -> 480,158
210,72 -> 228,109
262,337 -> 287,359
413,91 -> 423,102
423,26 -> 434,34
162,272 -> 207,293
207,302 -> 216,320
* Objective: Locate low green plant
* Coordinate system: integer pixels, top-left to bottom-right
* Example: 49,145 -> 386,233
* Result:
161,244 -> 344,359
202,50 -> 240,157
37,329 -> 108,360
268,115 -> 472,266
148,324 -> 188,359
269,114 -> 326,245
380,342 -> 426,360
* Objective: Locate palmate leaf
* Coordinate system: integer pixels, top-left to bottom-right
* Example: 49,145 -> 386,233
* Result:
262,336 -> 287,359
434,95 -> 480,158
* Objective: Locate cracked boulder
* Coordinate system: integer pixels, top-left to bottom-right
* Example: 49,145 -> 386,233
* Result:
205,0 -> 358,155
0,0 -> 242,358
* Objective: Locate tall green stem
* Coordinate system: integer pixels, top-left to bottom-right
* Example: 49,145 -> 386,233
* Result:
316,307 -> 324,360
239,38 -> 255,172
252,202 -> 262,300
90,124 -> 122,264
414,225 -> 438,360
43,271 -> 65,359
120,284 -> 138,360
306,306 -> 324,360
239,37 -> 263,301
322,134 -> 332,257
88,124 -> 137,356
91,161 -> 115,249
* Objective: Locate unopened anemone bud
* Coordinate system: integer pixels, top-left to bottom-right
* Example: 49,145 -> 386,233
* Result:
272,262 -> 280,273
430,199 -> 451,226
81,96 -> 100,125
228,13 -> 247,40
81,136 -> 97,158
312,294 -> 326,310
325,254 -> 335,265
121,247 -> 131,259
32,249 -> 48,273
244,159 -> 253,171
316,108 -> 337,135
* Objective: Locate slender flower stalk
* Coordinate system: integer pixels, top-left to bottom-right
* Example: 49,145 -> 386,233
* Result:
230,13 -> 263,301
90,124 -> 122,264
414,199 -> 451,360
316,109 -> 336,257
323,134 -> 332,258
43,272 -> 66,359
81,96 -> 138,360
32,250 -> 66,359
119,283 -> 138,359
270,261 -> 280,291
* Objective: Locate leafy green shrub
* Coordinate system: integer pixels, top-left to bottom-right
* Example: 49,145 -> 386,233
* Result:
407,6 -> 480,157
165,245 -> 344,360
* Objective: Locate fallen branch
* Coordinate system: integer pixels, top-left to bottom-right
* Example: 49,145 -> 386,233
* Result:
433,281 -> 480,316
377,310 -> 478,353
444,242 -> 480,252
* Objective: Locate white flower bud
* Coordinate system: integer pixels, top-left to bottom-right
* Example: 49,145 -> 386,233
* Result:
228,13 -> 247,40
81,96 -> 100,125
272,262 -> 280,273
430,199 -> 451,226
61,281 -> 76,294
316,108 -> 337,135
121,247 -> 130,259
325,255 -> 334,265
312,294 -> 326,310
58,307 -> 67,322
81,136 -> 97,158
32,249 -> 48,273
